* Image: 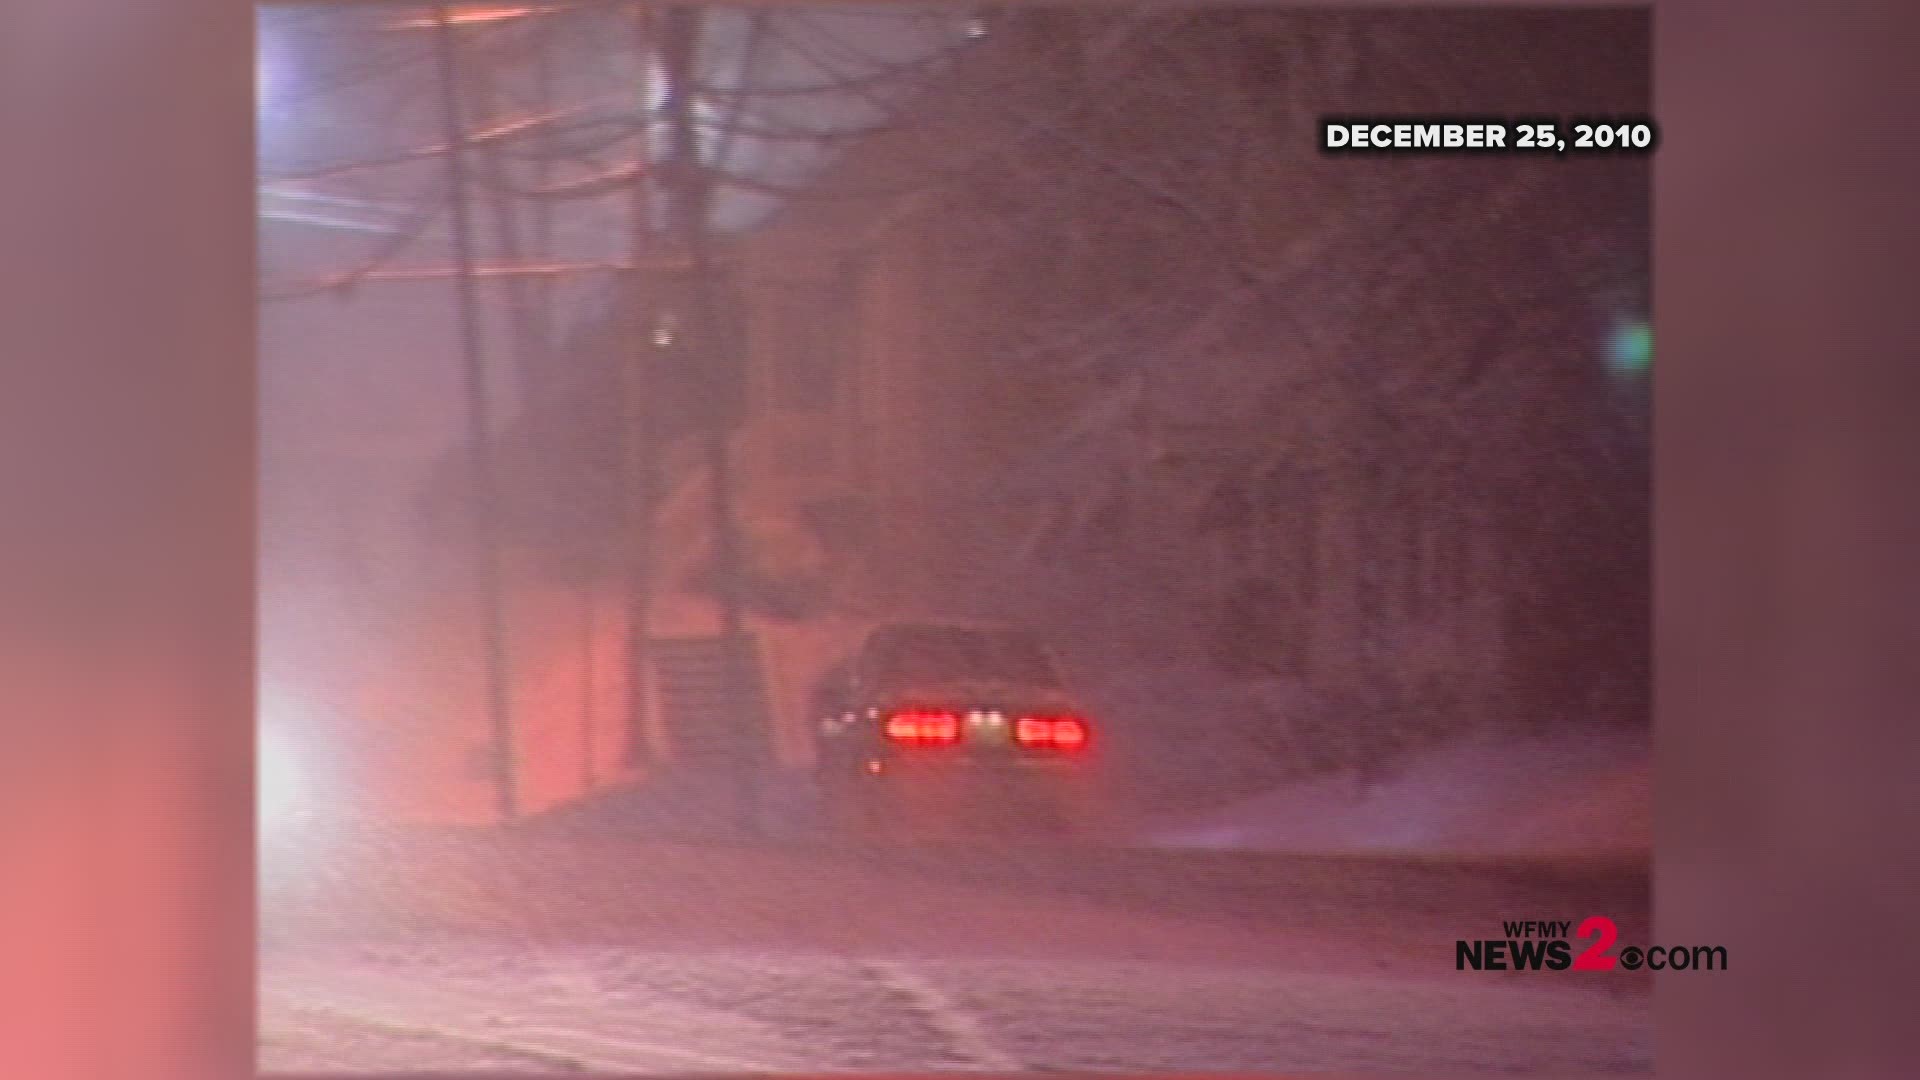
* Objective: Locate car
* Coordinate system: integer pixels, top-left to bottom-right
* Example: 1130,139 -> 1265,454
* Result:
809,621 -> 1104,841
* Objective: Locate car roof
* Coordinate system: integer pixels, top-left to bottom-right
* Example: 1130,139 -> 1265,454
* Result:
863,620 -> 1045,643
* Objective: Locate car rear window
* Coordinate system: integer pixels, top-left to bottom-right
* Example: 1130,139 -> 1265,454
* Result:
865,626 -> 1062,689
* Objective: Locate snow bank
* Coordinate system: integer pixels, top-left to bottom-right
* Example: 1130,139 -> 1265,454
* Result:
1147,726 -> 1650,858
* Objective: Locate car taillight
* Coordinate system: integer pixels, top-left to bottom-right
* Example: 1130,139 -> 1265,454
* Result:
1051,717 -> 1089,750
885,709 -> 961,746
1015,716 -> 1090,751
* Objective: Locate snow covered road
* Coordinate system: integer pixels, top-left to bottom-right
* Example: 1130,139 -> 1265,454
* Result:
264,946 -> 1651,1075
261,834 -> 1652,1075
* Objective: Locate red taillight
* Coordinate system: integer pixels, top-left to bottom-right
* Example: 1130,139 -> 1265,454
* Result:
884,710 -> 961,746
1016,716 -> 1090,751
1050,717 -> 1089,749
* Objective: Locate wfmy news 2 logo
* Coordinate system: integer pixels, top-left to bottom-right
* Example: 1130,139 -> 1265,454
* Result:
1457,917 -> 1728,973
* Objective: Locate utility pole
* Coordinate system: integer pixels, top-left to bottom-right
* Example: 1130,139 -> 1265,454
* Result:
620,6 -> 662,773
657,7 -> 749,647
656,5 -> 759,832
432,3 -> 519,822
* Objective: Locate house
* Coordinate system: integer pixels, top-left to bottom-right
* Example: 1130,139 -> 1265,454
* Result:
324,164 -> 966,823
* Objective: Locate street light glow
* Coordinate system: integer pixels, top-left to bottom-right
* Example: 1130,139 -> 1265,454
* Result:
259,729 -> 308,837
393,5 -> 559,30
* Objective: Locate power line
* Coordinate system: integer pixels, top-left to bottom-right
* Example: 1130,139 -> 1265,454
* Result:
259,6 -> 1198,312
259,184 -> 449,301
264,96 -> 643,184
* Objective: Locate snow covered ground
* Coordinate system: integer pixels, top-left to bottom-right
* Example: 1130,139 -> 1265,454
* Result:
261,826 -> 1651,1074
260,700 -> 1653,1076
1146,726 -> 1651,858
262,942 -> 1652,1074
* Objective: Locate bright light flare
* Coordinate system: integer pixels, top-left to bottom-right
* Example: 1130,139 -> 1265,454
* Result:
258,730 -> 309,836
393,5 -> 559,30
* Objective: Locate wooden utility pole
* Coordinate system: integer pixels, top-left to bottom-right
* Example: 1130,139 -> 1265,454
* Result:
656,6 -> 761,832
620,7 -> 662,771
657,6 -> 750,648
432,3 -> 519,822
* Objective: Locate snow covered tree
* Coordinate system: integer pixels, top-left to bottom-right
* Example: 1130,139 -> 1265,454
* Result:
884,9 -> 1651,736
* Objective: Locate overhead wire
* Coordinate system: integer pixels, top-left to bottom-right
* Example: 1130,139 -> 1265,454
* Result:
263,92 -> 642,184
787,6 -> 1236,257
699,10 -> 771,201
700,8 -> 1168,209
261,7 -> 984,204
316,13 -> 946,208
260,181 -> 451,302
261,5 -> 1172,297
684,17 -> 1018,208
